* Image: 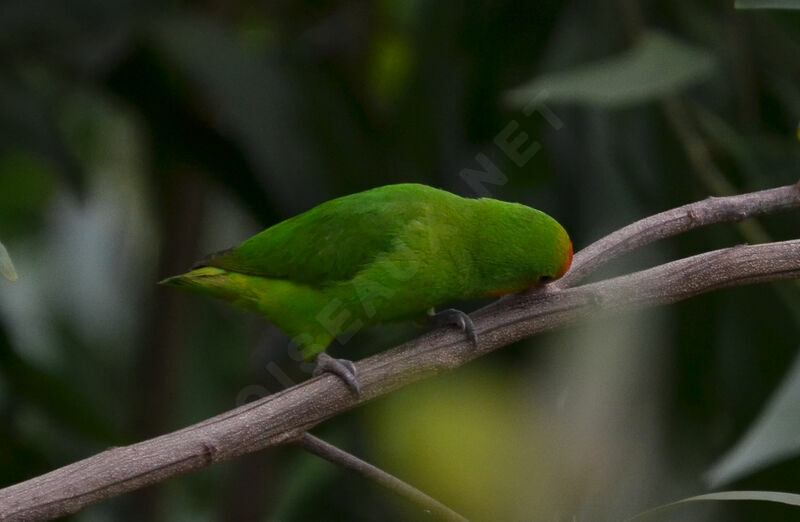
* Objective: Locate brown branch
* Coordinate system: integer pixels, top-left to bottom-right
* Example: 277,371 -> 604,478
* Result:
0,182 -> 798,522
555,183 -> 800,288
297,434 -> 468,522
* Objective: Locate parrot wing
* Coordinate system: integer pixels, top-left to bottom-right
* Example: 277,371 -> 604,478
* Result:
200,184 -> 445,287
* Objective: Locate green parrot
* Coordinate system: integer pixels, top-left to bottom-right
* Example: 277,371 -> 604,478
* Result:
161,183 -> 572,394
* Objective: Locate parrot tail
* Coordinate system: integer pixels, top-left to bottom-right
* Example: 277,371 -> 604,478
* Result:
158,266 -> 244,302
160,268 -> 338,357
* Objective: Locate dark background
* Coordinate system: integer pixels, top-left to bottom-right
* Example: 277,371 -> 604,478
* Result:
1,0 -> 799,520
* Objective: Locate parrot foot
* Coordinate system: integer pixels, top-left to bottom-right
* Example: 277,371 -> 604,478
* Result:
428,308 -> 478,347
313,353 -> 362,397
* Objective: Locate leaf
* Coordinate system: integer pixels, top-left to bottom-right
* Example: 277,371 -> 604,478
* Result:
705,350 -> 800,486
505,31 -> 717,108
0,239 -> 17,281
736,0 -> 800,9
626,491 -> 800,521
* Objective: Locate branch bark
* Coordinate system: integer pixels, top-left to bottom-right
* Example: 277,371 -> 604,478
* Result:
555,183 -> 800,288
297,434 -> 468,522
1,182 -> 798,522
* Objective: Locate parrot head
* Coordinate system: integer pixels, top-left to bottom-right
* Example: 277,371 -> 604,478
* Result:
473,200 -> 573,297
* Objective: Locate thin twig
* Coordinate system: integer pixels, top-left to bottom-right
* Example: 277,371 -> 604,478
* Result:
298,434 -> 468,522
0,182 -> 798,522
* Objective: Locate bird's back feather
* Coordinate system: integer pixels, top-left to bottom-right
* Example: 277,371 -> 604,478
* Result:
202,184 -> 459,286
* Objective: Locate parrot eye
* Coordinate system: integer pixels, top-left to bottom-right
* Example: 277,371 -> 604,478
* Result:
539,275 -> 553,284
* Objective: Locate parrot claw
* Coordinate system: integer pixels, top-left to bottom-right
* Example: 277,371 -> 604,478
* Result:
313,353 -> 362,397
428,308 -> 479,347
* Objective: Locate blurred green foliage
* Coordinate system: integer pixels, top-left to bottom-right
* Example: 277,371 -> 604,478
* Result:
0,1 -> 799,521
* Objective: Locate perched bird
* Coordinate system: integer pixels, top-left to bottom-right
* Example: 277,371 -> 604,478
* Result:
161,183 -> 572,394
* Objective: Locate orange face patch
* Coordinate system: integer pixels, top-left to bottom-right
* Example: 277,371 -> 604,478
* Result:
556,240 -> 574,279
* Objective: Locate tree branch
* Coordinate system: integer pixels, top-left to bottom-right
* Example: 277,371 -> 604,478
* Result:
555,183 -> 800,288
1,182 -> 798,522
297,434 -> 468,522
